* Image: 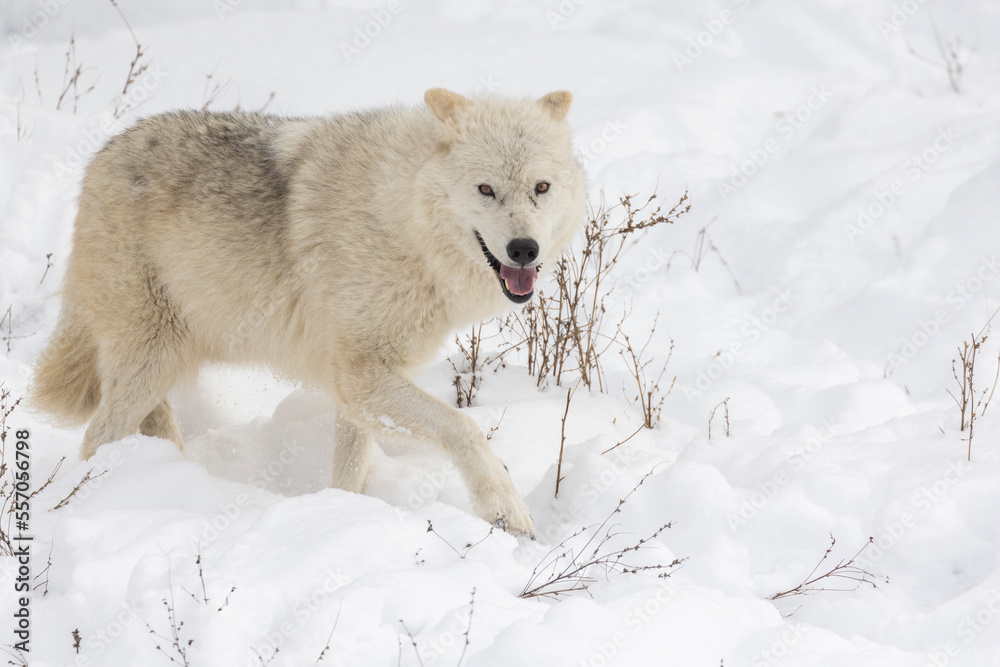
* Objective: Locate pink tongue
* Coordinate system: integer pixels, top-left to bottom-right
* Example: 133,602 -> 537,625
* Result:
499,264 -> 537,296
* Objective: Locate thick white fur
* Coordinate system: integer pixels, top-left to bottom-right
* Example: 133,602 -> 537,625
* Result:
32,89 -> 587,535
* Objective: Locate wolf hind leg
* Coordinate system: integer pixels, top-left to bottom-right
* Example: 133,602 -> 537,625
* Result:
140,400 -> 184,450
332,412 -> 373,493
81,326 -> 190,459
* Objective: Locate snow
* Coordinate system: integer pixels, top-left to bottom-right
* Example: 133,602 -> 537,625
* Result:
3,1 -> 1000,665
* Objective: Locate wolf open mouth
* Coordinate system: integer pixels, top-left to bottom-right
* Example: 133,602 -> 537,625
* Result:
474,232 -> 537,304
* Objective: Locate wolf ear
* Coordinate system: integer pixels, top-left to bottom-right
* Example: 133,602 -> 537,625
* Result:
538,91 -> 572,121
425,88 -> 469,123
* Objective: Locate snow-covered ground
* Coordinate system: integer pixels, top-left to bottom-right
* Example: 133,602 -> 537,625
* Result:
3,1 -> 1000,665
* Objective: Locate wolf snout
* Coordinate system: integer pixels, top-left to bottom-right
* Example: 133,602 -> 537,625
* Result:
506,238 -> 539,266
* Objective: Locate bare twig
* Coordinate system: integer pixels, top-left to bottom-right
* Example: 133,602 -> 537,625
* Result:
33,544 -> 54,596
1,645 -> 28,666
600,423 -> 644,456
258,91 -> 277,113
449,324 -> 485,408
708,398 -> 731,440
456,588 -> 476,667
55,32 -> 95,113
769,535 -> 882,606
315,601 -> 342,663
555,387 -> 573,498
485,407 -> 507,442
1,306 -> 29,354
49,468 -> 106,511
494,189 -> 690,393
426,520 -> 494,560
33,63 -> 43,105
145,575 -> 192,667
668,217 -> 741,293
946,306 -> 1000,460
906,18 -> 975,95
109,0 -> 149,117
217,585 -> 236,612
620,317 -> 674,429
39,254 -> 54,284
253,647 -> 278,666
16,88 -> 30,142
398,621 -> 425,667
183,551 -> 210,605
201,66 -> 235,111
523,467 -> 682,599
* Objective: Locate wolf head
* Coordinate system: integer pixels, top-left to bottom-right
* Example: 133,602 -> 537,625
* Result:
423,88 -> 587,304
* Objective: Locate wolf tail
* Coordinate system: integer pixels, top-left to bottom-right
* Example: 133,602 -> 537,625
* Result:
31,312 -> 101,425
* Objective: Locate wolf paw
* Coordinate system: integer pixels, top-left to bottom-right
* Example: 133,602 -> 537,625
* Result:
474,483 -> 534,537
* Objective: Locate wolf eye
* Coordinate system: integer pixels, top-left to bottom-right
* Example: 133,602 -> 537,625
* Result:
478,184 -> 495,197
535,182 -> 550,194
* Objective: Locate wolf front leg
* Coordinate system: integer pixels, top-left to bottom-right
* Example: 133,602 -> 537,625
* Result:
332,412 -> 373,493
338,368 -> 534,536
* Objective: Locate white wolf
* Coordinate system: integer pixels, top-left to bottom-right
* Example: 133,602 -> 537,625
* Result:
32,88 -> 587,535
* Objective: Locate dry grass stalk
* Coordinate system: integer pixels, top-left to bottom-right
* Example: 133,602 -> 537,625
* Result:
202,68 -> 235,111
315,603 -> 341,663
55,32 -> 95,113
496,190 -> 689,392
669,218 -> 741,293
49,468 -> 105,511
449,324 -> 486,408
146,584 -> 192,667
620,316 -> 675,429
109,0 -> 150,118
708,397 -> 731,440
554,386 -> 573,498
769,535 -> 882,608
40,254 -> 54,284
426,520 -> 494,560
947,306 -> 1000,461
522,468 -> 683,599
0,383 -> 66,556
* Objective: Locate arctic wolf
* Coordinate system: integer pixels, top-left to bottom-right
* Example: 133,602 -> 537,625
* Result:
33,89 -> 586,535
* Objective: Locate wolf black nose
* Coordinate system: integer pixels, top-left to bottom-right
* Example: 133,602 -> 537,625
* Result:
507,238 -> 539,266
